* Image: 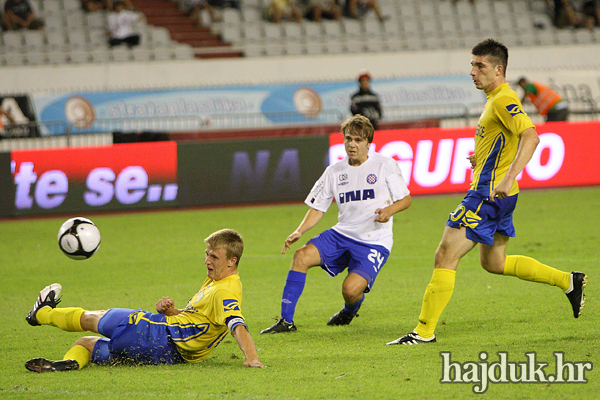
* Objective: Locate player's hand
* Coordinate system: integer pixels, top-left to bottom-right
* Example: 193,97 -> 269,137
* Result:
489,179 -> 511,202
467,154 -> 477,169
282,231 -> 302,254
243,360 -> 265,368
374,208 -> 391,223
156,296 -> 175,314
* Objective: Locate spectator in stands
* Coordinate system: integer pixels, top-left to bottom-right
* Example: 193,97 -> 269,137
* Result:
304,0 -> 342,21
81,0 -> 107,12
264,0 -> 303,23
582,0 -> 600,26
184,0 -> 222,26
342,0 -> 389,22
3,0 -> 44,31
547,0 -> 595,29
518,77 -> 569,122
350,70 -> 382,130
107,0 -> 142,48
0,105 -> 17,137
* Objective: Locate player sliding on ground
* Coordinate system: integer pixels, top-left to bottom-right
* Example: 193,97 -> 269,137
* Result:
24,229 -> 264,371
261,114 -> 412,334
387,38 -> 587,346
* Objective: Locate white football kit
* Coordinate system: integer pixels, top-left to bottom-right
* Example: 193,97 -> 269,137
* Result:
305,152 -> 410,251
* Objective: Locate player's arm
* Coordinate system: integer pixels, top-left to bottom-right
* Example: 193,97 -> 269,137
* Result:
282,208 -> 324,254
374,195 -> 412,223
490,127 -> 539,201
232,324 -> 264,368
156,296 -> 183,316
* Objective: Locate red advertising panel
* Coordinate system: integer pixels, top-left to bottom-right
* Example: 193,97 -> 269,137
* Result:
329,121 -> 600,195
11,141 -> 178,214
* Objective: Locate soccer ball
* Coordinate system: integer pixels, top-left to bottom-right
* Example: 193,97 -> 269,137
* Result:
57,217 -> 101,260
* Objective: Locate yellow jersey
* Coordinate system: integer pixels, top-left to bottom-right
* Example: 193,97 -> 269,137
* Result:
471,83 -> 535,196
166,274 -> 244,362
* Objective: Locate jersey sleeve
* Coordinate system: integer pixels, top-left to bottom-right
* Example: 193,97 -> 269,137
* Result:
385,158 -> 410,201
211,288 -> 245,331
493,95 -> 535,137
304,166 -> 334,212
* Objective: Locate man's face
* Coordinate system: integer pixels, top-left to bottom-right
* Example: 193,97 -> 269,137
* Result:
204,244 -> 236,280
359,77 -> 370,90
470,55 -> 501,93
344,132 -> 370,166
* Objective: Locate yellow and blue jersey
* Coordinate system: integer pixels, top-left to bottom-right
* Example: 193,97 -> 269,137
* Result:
165,274 -> 245,362
471,83 -> 535,196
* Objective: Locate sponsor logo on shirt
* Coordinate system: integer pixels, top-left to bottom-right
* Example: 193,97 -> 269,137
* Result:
223,299 -> 240,312
338,189 -> 375,204
506,104 -> 525,117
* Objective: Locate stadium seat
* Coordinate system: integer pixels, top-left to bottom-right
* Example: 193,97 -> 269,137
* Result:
3,31 -> 25,51
25,50 -> 46,65
46,31 -> 68,51
283,22 -> 303,42
63,0 -> 81,11
42,1 -> 62,15
23,31 -> 45,51
68,49 -> 93,63
242,24 -> 263,43
323,21 -> 344,39
132,47 -> 153,61
152,47 -> 174,60
149,27 -> 172,47
111,47 -> 132,62
46,50 -> 69,65
264,24 -> 283,41
86,12 -> 107,29
174,44 -> 194,59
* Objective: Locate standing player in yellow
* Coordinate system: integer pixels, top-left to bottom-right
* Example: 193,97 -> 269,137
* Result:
24,229 -> 264,371
387,39 -> 587,345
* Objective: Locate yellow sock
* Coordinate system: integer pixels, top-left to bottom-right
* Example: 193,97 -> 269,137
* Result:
36,307 -> 85,332
63,345 -> 90,369
414,268 -> 456,339
503,255 -> 570,291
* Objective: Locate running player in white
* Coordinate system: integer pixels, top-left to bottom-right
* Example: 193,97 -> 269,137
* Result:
261,114 -> 412,334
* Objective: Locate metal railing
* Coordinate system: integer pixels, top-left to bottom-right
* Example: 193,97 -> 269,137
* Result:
2,101 -> 598,151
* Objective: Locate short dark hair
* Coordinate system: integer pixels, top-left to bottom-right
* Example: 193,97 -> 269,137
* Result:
472,38 -> 509,76
340,114 -> 374,143
204,229 -> 244,265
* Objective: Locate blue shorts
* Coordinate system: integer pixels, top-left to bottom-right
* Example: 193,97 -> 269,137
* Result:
446,190 -> 518,245
307,229 -> 390,293
93,308 -> 184,365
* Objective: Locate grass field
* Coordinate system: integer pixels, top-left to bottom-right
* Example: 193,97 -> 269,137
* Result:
1,186 -> 599,399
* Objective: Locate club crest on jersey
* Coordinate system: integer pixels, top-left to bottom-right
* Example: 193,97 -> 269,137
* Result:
506,104 -> 525,117
366,174 -> 377,184
223,299 -> 240,311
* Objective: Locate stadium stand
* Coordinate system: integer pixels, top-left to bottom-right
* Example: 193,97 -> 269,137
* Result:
1,0 -> 600,63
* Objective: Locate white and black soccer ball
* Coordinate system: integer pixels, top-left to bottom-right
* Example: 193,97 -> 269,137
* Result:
57,217 -> 101,260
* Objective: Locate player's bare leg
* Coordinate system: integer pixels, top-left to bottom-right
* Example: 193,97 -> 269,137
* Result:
328,272 -> 368,326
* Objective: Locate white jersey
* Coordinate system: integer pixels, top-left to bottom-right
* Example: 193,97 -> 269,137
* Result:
305,152 -> 410,251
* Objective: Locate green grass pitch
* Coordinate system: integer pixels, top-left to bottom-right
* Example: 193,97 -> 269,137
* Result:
1,186 -> 598,399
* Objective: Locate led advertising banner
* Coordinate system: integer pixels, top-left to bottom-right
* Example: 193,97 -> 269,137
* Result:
177,135 -> 330,207
329,121 -> 600,195
10,141 -> 178,216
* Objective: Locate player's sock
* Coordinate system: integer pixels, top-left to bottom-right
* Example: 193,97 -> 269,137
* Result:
62,345 -> 90,369
503,255 -> 570,291
414,268 -> 456,339
281,270 -> 306,324
36,307 -> 85,332
343,294 -> 364,317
